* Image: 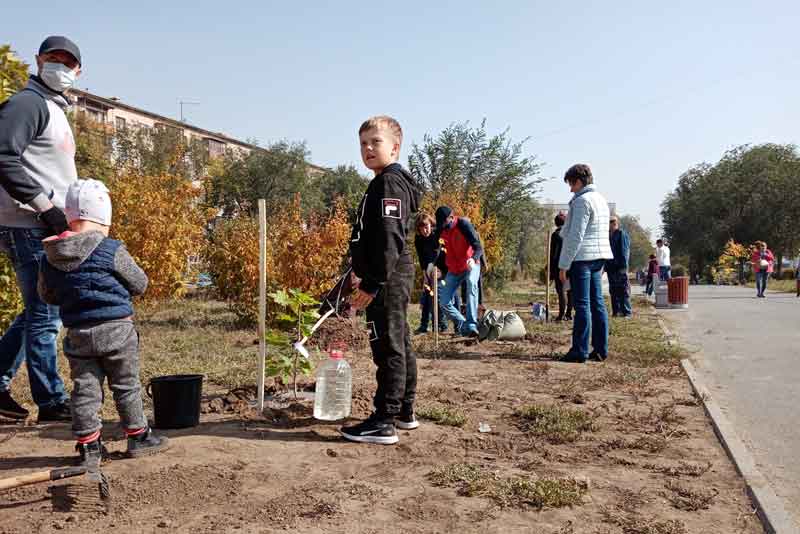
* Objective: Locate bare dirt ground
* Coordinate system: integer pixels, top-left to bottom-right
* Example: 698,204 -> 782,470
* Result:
0,294 -> 763,534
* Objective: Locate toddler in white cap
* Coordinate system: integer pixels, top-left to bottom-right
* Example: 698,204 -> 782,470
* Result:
38,178 -> 169,467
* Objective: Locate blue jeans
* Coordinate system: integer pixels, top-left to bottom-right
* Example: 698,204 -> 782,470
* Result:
659,266 -> 671,282
568,259 -> 609,358
0,226 -> 66,407
755,271 -> 768,296
438,264 -> 480,335
419,286 -> 459,332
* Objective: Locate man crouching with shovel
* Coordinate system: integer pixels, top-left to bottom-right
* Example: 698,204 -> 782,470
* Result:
340,115 -> 421,445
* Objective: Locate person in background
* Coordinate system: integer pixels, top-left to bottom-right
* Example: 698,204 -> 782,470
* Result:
549,212 -> 572,321
413,213 -> 447,335
656,238 -> 671,281
751,240 -> 774,298
433,206 -> 483,337
795,254 -> 800,298
557,164 -> 613,363
646,254 -> 658,296
607,215 -> 632,317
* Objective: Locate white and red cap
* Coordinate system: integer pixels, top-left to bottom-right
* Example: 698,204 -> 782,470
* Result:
64,179 -> 112,226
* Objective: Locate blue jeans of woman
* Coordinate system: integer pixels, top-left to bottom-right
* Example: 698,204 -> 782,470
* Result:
418,288 -> 458,332
0,227 -> 67,408
568,259 -> 609,359
755,271 -> 769,296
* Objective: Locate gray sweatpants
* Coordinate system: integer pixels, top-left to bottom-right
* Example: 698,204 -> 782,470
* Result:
64,319 -> 147,438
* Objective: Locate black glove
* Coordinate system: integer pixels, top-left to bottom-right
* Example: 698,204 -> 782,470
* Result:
39,206 -> 69,235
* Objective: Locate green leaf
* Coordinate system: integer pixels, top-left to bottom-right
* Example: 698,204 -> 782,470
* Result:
265,330 -> 290,346
269,289 -> 291,308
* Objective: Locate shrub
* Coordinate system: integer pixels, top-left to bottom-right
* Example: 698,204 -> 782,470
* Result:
0,256 -> 22,331
671,264 -> 686,277
109,172 -> 211,300
205,196 -> 351,322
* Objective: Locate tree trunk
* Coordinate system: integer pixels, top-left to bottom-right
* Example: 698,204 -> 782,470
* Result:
776,253 -> 783,277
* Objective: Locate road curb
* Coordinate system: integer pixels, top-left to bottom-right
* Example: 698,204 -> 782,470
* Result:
681,359 -> 799,534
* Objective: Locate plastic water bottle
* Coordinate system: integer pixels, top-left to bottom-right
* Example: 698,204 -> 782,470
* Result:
313,349 -> 352,421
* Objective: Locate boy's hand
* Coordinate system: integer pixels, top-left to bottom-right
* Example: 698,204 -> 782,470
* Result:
559,269 -> 567,283
351,289 -> 374,310
466,258 -> 476,270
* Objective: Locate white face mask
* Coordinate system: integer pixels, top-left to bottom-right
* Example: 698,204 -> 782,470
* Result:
40,62 -> 77,93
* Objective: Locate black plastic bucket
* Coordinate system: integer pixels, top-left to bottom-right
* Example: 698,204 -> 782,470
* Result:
146,374 -> 203,429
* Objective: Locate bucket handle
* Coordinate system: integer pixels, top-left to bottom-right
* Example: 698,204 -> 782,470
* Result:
146,381 -> 152,398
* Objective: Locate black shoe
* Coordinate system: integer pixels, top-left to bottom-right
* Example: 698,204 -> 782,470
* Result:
414,327 -> 428,335
126,427 -> 170,458
37,402 -> 71,423
340,415 -> 398,445
0,391 -> 29,420
564,315 -> 573,321
560,353 -> 587,364
75,438 -> 108,469
396,413 -> 420,430
589,351 -> 608,362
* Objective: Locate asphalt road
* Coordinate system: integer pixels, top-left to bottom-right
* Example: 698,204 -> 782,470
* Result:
668,284 -> 800,526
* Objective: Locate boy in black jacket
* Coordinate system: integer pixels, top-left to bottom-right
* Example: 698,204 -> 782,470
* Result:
342,116 -> 422,445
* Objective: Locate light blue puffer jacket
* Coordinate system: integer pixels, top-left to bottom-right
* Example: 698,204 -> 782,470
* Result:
558,184 -> 613,270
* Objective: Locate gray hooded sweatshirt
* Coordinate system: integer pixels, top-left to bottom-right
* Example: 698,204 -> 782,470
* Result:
0,76 -> 78,228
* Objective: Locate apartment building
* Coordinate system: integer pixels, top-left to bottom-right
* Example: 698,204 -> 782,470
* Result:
69,88 -> 326,175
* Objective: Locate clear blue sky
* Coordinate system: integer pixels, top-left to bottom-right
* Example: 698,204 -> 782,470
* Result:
6,1 -> 799,235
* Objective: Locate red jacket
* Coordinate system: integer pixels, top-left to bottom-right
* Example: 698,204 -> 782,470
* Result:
647,258 -> 658,276
438,216 -> 483,276
751,249 -> 775,273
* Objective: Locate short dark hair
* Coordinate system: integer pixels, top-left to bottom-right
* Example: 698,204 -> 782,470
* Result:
554,213 -> 566,227
649,254 -> 656,259
656,238 -> 664,244
564,164 -> 593,186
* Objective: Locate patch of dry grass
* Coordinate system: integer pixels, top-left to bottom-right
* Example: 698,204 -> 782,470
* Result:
516,404 -> 597,443
428,463 -> 588,510
417,404 -> 468,427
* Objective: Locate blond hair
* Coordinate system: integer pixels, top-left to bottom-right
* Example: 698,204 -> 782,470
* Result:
359,115 -> 403,146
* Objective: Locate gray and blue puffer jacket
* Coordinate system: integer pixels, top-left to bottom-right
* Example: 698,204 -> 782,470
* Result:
38,230 -> 148,327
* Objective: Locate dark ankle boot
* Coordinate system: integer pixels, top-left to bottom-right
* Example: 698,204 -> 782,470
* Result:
75,438 -> 107,468
126,427 -> 170,458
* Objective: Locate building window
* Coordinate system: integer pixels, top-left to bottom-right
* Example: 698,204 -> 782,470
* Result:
115,117 -> 126,130
205,138 -> 225,158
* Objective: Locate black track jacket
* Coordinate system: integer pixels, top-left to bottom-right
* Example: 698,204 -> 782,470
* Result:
350,163 -> 421,295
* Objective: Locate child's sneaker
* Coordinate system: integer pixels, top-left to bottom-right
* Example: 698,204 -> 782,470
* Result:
396,412 -> 420,430
126,427 -> 170,458
340,415 -> 398,444
75,438 -> 107,468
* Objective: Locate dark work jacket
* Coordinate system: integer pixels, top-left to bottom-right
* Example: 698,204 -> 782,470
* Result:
606,228 -> 630,272
414,233 -> 440,272
349,163 -> 421,295
549,228 -> 563,280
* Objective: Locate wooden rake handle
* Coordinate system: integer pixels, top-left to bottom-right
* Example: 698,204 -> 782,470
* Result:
0,466 -> 87,491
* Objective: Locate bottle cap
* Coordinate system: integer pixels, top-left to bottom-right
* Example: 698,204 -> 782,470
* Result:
330,349 -> 344,360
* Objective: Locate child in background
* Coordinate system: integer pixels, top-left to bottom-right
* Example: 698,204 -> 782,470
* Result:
646,254 -> 658,296
38,179 -> 168,467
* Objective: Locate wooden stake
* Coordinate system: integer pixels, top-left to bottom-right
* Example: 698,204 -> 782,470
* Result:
257,199 -> 267,412
433,268 -> 439,350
